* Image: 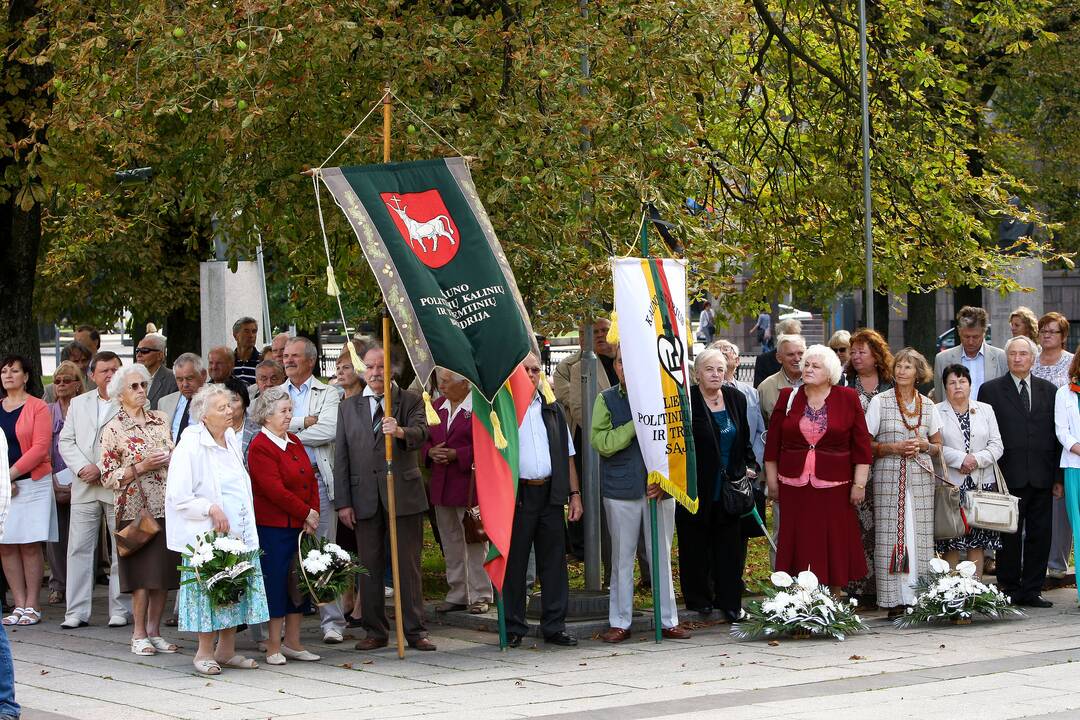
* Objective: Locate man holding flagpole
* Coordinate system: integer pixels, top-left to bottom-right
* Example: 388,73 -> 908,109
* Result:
591,345 -> 691,643
502,353 -> 583,648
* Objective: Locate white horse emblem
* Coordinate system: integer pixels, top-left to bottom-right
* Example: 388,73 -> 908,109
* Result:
386,194 -> 456,253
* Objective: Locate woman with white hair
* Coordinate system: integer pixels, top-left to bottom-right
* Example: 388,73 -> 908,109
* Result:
676,348 -> 757,621
99,362 -> 180,655
166,384 -> 269,675
423,368 -> 491,614
764,345 -> 872,593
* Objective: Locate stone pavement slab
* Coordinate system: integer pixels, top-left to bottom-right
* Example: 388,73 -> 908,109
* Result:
13,584 -> 1080,719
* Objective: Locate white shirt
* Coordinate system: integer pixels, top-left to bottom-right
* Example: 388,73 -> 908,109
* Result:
865,392 -> 943,437
96,395 -> 112,427
362,384 -> 385,422
960,343 -> 986,396
171,395 -> 189,441
445,394 -> 473,427
0,432 -> 9,536
517,393 -> 576,480
260,427 -> 295,451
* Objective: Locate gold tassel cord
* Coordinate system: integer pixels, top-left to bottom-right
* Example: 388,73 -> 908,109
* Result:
606,312 -> 619,345
326,266 -> 340,297
422,391 -> 441,426
489,410 -> 508,449
540,373 -> 556,404
346,341 -> 365,375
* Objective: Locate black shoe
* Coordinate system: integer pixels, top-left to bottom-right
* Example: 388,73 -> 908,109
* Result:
544,631 -> 578,647
1018,595 -> 1053,608
506,632 -> 523,648
720,608 -> 745,623
692,606 -> 713,619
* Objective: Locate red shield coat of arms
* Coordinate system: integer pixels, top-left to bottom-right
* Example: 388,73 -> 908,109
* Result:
380,190 -> 461,268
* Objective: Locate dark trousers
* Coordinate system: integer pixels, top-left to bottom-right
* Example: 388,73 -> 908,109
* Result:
997,484 -> 1053,600
503,484 -> 569,638
675,502 -> 746,613
354,509 -> 427,642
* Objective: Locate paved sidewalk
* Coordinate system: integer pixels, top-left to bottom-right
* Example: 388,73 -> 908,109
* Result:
12,585 -> 1080,720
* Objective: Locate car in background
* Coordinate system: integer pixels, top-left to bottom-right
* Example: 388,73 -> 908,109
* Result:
778,304 -> 813,322
936,325 -> 993,354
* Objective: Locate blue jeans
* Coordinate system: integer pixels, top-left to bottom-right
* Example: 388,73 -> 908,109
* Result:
0,624 -> 19,718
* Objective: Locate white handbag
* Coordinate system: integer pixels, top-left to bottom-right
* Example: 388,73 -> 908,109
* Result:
963,462 -> 1020,533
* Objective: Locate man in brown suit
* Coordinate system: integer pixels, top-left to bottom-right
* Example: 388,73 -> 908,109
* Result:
334,346 -> 434,651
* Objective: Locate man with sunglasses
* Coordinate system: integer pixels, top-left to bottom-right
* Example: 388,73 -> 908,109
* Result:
134,333 -> 176,410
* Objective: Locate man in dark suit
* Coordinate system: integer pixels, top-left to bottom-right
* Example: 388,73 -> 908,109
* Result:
334,346 -> 433,651
977,335 -> 1062,607
503,353 -> 584,648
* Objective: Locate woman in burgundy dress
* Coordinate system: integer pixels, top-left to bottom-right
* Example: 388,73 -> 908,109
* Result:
764,344 -> 872,592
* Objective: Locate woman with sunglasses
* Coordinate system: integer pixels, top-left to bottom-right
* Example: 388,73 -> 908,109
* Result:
99,363 -> 180,656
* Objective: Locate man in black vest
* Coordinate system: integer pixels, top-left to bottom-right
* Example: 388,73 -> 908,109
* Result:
503,353 -> 583,648
591,346 -> 691,643
978,335 -> 1062,608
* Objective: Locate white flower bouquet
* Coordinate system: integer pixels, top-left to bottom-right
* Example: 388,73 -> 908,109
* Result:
732,570 -> 867,641
178,531 -> 261,609
298,534 -> 366,605
893,558 -> 1023,628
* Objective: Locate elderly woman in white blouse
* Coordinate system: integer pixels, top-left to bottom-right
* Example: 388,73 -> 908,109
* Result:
934,364 -> 1005,577
1053,354 -> 1080,607
165,384 -> 269,676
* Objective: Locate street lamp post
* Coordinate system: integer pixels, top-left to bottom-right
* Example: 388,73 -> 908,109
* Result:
859,0 -> 874,330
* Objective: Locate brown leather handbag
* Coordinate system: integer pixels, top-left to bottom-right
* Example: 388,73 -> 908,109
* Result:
114,477 -> 161,558
462,466 -> 487,544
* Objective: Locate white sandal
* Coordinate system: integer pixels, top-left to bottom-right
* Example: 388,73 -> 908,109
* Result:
147,636 -> 179,653
1,608 -> 25,626
131,638 -> 157,656
193,657 -> 221,675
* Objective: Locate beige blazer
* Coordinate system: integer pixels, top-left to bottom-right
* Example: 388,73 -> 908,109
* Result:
57,390 -> 118,504
279,377 -> 340,499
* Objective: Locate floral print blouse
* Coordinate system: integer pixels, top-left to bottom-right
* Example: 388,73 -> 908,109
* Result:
99,408 -> 174,521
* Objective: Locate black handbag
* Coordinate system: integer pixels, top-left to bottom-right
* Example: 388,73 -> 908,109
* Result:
721,470 -> 757,516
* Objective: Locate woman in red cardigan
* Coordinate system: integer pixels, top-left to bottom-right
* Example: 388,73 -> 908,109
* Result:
764,345 -> 872,593
247,387 -> 321,666
0,355 -> 56,626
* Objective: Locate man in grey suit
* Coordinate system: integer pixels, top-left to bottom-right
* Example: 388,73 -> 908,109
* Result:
335,346 -> 433,651
134,333 -> 177,410
934,305 -> 1007,400
158,353 -> 207,442
57,351 -> 132,628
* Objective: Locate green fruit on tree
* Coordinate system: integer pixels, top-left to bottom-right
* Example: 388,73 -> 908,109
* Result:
533,157 -> 544,169
407,124 -> 417,134
538,68 -> 551,79
520,175 -> 532,185
236,39 -> 248,51
172,27 -> 185,39
629,44 -> 638,53
113,109 -> 123,119
611,122 -> 621,132
237,99 -> 248,111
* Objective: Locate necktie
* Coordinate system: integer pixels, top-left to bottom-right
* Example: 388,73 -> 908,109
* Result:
372,395 -> 384,435
1019,378 -> 1030,413
177,401 -> 191,438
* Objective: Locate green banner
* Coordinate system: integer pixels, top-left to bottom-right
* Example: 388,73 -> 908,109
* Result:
320,158 -> 534,399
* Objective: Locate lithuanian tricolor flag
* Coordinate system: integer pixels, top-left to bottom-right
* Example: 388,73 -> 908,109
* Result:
611,258 -> 698,512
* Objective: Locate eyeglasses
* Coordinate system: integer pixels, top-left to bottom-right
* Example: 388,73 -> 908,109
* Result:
1039,329 -> 1062,336
127,381 -> 149,390
523,366 -> 543,375
53,377 -> 79,385
135,347 -> 160,355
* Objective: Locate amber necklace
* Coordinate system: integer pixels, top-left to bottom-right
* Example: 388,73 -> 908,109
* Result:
894,386 -> 922,431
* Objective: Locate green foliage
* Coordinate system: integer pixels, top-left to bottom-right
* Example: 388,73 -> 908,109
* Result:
35,0 -> 1069,335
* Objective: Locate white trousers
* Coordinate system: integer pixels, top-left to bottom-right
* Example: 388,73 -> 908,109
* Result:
603,496 -> 679,630
316,478 -> 346,634
64,500 -> 130,623
434,505 -> 492,605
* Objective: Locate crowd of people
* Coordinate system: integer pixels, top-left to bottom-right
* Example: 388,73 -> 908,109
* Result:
0,303 -> 1078,685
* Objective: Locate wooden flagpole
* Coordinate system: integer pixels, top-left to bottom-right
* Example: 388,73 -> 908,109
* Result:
382,87 -> 407,660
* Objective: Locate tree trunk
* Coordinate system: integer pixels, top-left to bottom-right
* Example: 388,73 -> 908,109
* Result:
953,286 -> 982,313
164,304 -> 201,365
0,0 -> 50,396
873,290 -> 890,342
905,290 -> 938,370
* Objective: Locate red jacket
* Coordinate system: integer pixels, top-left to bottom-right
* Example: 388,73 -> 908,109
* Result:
422,397 -> 474,507
763,385 -> 872,484
12,396 -> 52,481
247,430 -> 320,528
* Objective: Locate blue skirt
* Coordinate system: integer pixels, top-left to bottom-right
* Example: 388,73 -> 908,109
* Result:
257,525 -> 312,618
178,554 -> 270,633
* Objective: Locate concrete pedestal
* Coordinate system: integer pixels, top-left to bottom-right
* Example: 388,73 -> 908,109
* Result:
199,261 -> 268,354
985,258 -> 1044,348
